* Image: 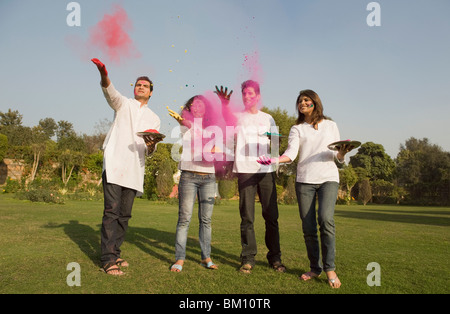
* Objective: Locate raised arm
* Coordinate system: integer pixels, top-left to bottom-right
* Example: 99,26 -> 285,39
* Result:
215,85 -> 237,126
91,58 -> 111,88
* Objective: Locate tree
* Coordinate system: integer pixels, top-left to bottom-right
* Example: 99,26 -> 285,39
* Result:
156,160 -> 174,199
38,118 -> 57,140
29,126 -> 48,182
0,134 -> 7,162
144,143 -> 178,200
359,179 -> 372,205
350,142 -> 395,181
0,109 -> 23,127
59,149 -> 84,188
339,165 -> 358,205
396,137 -> 449,205
0,109 -> 32,147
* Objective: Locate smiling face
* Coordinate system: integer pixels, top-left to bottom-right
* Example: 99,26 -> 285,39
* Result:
134,80 -> 152,102
297,95 -> 314,115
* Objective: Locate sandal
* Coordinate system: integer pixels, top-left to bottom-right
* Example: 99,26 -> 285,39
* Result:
170,263 -> 183,272
239,263 -> 253,274
327,272 -> 341,288
116,258 -> 129,267
200,261 -> 218,270
102,262 -> 124,276
271,261 -> 286,273
299,271 -> 320,281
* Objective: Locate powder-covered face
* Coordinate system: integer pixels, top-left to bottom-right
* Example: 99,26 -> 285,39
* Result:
242,87 -> 260,111
190,98 -> 206,118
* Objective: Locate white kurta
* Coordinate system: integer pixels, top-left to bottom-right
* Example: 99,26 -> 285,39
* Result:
283,119 -> 341,184
101,83 -> 160,195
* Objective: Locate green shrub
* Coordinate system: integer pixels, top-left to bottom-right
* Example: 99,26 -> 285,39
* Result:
17,188 -> 64,204
3,177 -> 21,193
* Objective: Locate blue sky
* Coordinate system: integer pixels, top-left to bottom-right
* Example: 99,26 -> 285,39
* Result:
1,0 -> 449,159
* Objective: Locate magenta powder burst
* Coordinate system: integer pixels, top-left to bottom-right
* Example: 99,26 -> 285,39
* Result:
88,4 -> 141,64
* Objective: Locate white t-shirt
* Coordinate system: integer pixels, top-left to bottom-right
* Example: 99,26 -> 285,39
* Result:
101,83 -> 161,195
178,124 -> 215,174
232,110 -> 278,174
283,119 -> 341,184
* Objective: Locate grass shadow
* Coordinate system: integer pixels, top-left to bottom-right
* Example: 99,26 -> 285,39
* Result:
335,208 -> 450,227
44,220 -> 100,266
46,221 -> 242,269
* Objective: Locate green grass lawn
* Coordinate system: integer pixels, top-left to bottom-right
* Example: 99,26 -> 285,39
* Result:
0,193 -> 448,294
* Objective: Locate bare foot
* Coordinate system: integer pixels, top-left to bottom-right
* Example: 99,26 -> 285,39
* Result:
326,271 -> 341,288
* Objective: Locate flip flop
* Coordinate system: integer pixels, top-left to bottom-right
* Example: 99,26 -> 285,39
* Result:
299,271 -> 320,281
328,276 -> 341,288
200,261 -> 218,270
170,263 -> 183,272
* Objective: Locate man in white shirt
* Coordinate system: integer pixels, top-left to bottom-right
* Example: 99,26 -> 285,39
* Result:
217,81 -> 285,273
92,58 -> 161,275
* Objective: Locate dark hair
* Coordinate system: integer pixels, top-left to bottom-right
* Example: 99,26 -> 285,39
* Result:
135,76 -> 153,92
295,89 -> 325,127
182,95 -> 210,112
181,95 -> 213,128
241,80 -> 260,95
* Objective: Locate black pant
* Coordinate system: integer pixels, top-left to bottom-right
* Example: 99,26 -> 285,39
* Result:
100,171 -> 137,266
237,172 -> 281,266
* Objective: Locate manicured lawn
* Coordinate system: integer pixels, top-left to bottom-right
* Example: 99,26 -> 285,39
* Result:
0,193 -> 448,294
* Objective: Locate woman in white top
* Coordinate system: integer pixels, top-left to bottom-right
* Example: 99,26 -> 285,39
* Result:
258,90 -> 354,288
168,95 -> 218,272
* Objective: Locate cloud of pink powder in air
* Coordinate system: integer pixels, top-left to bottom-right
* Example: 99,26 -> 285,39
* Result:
89,4 -> 141,64
66,4 -> 140,65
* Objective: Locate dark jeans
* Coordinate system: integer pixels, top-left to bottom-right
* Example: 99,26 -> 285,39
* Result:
100,171 -> 137,266
237,172 -> 281,266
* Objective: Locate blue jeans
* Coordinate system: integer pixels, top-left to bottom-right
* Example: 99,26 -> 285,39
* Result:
295,181 -> 339,274
175,171 -> 216,261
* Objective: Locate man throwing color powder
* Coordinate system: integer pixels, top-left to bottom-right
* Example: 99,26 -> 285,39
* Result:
216,81 -> 285,274
92,58 -> 161,275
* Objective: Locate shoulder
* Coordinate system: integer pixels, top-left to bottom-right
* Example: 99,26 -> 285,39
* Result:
258,111 -> 275,122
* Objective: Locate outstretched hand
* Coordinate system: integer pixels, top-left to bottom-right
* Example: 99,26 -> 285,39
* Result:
91,58 -> 108,76
257,155 -> 276,165
214,85 -> 233,105
167,106 -> 184,122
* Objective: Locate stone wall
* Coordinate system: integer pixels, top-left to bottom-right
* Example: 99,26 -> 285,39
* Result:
0,158 -> 25,185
